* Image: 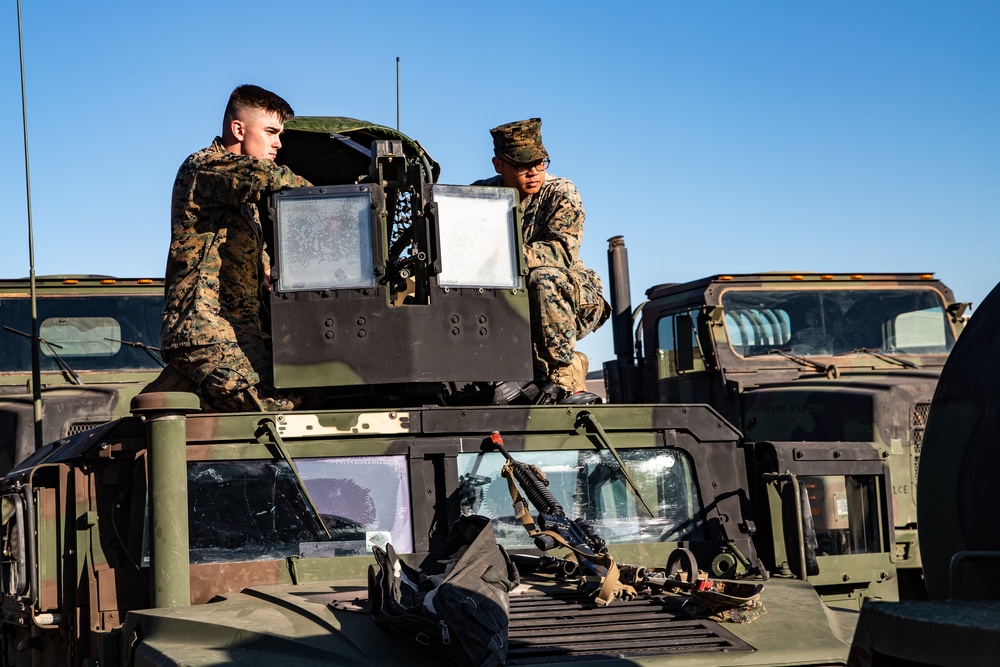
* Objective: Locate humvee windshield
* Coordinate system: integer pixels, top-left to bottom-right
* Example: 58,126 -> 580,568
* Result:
457,448 -> 708,547
721,288 -> 955,357
184,448 -> 705,564
187,456 -> 412,564
0,295 -> 163,373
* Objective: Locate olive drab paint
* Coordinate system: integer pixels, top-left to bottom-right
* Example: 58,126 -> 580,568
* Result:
604,248 -> 964,601
1,119 -> 888,667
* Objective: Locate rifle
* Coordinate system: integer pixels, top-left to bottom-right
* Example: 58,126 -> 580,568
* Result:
488,431 -> 635,605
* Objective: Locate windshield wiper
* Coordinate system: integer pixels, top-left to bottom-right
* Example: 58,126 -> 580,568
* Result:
256,418 -> 332,540
105,337 -> 165,367
3,325 -> 83,385
769,349 -> 840,379
575,411 -> 656,518
839,347 -> 919,369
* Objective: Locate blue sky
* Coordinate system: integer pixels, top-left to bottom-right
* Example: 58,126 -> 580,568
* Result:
2,1 -> 997,366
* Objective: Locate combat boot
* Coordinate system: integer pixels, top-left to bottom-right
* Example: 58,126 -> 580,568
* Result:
548,351 -> 589,394
547,352 -> 601,404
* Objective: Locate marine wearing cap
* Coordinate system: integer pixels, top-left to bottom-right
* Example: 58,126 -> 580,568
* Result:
491,118 -> 549,164
473,117 -> 610,402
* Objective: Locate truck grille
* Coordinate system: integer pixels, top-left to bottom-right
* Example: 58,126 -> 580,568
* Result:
506,588 -> 754,663
911,402 -> 931,490
65,420 -> 108,437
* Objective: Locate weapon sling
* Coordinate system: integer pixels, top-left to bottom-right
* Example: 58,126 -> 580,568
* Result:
491,432 -> 635,605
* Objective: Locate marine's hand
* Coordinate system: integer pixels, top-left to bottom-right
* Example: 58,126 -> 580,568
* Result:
262,266 -> 275,292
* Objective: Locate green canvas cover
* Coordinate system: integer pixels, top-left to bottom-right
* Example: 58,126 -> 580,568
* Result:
280,116 -> 441,186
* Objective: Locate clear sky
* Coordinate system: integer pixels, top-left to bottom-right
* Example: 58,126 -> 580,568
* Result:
2,1 -> 997,367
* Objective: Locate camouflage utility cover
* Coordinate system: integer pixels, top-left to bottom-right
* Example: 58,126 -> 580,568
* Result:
490,117 -> 548,163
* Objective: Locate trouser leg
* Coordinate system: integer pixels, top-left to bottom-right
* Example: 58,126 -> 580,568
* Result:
528,266 -> 609,392
160,342 -> 299,412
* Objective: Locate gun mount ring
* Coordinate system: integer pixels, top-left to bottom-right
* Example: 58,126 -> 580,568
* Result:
666,547 -> 699,584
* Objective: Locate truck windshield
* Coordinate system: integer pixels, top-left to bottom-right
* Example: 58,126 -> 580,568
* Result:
457,448 -> 707,548
0,295 -> 164,373
721,288 -> 955,358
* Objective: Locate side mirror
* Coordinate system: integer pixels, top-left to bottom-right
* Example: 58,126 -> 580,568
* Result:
676,314 -> 695,372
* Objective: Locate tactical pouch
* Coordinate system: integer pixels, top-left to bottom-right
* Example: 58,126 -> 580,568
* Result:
687,581 -> 766,623
369,515 -> 519,667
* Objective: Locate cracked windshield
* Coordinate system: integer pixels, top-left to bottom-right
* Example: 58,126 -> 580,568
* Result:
458,448 -> 707,548
187,456 -> 412,563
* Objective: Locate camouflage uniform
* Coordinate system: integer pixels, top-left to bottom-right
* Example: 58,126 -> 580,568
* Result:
473,119 -> 609,387
150,138 -> 311,412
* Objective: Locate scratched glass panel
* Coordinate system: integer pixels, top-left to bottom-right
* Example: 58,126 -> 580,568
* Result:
275,192 -> 375,291
298,456 -> 412,555
456,448 -> 706,550
434,185 -> 519,289
187,456 -> 411,563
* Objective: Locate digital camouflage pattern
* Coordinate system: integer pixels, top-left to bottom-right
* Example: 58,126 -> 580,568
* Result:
489,117 -> 548,162
158,138 -> 310,409
160,343 -> 298,412
473,173 -> 609,379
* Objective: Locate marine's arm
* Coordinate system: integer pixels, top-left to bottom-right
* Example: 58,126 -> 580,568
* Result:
523,178 -> 584,270
195,152 -> 311,204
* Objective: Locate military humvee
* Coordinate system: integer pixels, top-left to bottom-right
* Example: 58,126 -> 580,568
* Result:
0,118 -> 893,666
847,278 -> 1000,665
602,237 -> 966,598
0,276 -> 165,474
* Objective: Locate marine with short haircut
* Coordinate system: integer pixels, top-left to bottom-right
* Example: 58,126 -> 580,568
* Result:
144,84 -> 311,412
474,118 -> 609,397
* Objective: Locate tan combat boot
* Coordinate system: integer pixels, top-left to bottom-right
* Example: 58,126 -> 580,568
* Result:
548,351 -> 589,394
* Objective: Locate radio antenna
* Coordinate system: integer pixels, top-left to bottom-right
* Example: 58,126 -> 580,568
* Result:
396,57 -> 400,131
16,0 -> 43,451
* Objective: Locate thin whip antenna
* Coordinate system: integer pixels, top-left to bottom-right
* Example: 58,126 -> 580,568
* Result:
17,0 -> 43,451
396,57 -> 400,131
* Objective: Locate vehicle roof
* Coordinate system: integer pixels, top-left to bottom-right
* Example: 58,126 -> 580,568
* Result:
646,272 -> 952,302
0,276 -> 163,293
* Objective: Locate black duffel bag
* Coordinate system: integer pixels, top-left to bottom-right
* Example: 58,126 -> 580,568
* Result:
369,515 -> 519,667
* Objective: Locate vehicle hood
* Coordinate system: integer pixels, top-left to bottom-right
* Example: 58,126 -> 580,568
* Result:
123,577 -> 851,666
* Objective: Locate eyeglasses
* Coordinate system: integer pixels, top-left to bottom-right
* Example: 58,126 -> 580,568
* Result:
501,157 -> 550,175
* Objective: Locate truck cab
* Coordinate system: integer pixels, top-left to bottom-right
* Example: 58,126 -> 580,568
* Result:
0,276 -> 164,474
604,240 -> 958,597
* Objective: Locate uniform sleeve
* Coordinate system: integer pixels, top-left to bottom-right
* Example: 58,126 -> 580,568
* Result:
523,181 -> 584,270
195,154 -> 311,206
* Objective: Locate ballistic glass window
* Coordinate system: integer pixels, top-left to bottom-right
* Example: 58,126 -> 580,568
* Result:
434,185 -> 519,289
187,455 -> 413,563
456,448 -> 707,548
273,186 -> 376,292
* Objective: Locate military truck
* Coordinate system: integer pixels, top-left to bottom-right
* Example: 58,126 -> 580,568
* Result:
602,237 -> 967,598
0,276 -> 165,474
847,278 -> 1000,665
0,118 -> 895,666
